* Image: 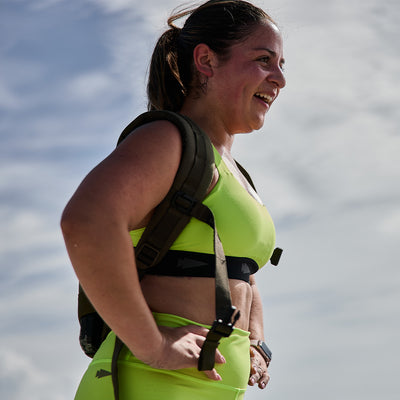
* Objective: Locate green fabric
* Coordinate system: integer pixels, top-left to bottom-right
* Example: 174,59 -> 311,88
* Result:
131,146 -> 276,269
75,313 -> 250,400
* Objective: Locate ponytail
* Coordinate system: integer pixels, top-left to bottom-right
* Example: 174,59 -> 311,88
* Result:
147,25 -> 185,111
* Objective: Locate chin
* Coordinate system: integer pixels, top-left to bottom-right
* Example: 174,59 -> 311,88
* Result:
251,115 -> 267,131
231,113 -> 266,133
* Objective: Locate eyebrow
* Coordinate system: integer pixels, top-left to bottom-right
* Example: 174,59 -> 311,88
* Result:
253,47 -> 285,65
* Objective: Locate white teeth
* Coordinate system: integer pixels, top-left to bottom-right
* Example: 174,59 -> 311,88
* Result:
255,92 -> 273,103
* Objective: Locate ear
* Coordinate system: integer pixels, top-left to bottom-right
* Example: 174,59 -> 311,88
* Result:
193,43 -> 216,78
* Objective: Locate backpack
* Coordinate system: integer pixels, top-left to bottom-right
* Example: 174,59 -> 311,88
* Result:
76,110 -> 282,399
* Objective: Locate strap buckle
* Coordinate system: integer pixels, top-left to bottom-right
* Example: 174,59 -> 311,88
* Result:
211,306 -> 241,337
136,243 -> 160,268
198,307 -> 241,371
172,191 -> 197,214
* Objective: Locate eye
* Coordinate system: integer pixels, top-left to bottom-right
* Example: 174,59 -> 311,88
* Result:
258,56 -> 271,64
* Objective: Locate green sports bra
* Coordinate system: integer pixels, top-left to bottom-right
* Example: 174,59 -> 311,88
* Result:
130,146 -> 276,280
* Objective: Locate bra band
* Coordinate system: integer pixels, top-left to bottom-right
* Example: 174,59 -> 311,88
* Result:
143,250 -> 259,283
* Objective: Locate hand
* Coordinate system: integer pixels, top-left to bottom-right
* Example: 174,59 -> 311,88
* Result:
248,346 -> 270,389
145,324 -> 226,381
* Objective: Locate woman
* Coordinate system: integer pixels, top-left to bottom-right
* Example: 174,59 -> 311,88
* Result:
61,1 -> 286,399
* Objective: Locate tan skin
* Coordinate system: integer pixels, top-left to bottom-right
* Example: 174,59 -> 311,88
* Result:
61,21 -> 285,389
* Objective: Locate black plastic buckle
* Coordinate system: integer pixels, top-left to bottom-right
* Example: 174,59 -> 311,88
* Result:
136,243 -> 160,268
172,191 -> 197,214
197,307 -> 241,371
210,306 -> 241,338
270,247 -> 283,266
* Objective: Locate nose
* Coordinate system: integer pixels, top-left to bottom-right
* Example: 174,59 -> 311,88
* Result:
269,65 -> 286,89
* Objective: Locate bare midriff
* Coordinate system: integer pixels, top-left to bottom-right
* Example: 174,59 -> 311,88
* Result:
140,275 -> 253,331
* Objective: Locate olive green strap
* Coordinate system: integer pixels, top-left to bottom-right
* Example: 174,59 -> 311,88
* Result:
111,337 -> 124,400
120,111 -> 215,272
193,207 -> 240,371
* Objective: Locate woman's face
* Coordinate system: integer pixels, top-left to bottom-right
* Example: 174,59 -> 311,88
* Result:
209,21 -> 286,134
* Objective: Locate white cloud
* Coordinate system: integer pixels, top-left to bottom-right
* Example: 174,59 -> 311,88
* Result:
378,208 -> 400,235
0,349 -> 47,400
0,82 -> 21,109
65,70 -> 118,101
27,0 -> 65,10
0,59 -> 47,111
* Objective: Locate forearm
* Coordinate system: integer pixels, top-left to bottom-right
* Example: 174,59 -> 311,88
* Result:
247,276 -> 271,389
248,275 -> 265,341
61,213 -> 162,364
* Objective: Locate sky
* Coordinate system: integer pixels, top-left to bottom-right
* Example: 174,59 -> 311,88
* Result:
1,0 -> 399,399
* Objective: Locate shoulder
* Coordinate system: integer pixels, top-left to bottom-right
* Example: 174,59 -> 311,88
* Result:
113,119 -> 183,177
62,117 -> 188,231
108,119 -> 183,226
117,119 -> 182,155
67,119 -> 184,226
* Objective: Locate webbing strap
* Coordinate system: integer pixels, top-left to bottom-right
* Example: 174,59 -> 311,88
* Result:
119,111 -> 214,272
191,205 -> 240,371
111,337 -> 124,400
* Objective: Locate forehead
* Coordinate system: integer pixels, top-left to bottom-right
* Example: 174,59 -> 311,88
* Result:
236,22 -> 283,54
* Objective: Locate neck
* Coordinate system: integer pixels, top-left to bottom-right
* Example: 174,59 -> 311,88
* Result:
179,99 -> 235,155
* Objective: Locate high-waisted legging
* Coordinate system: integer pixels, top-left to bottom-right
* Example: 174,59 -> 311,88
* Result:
74,313 -> 251,400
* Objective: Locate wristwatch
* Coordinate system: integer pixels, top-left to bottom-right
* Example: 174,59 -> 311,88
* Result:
250,340 -> 272,367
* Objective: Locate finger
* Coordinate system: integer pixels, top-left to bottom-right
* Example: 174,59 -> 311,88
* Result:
249,361 -> 260,380
184,324 -> 210,338
214,349 -> 226,365
248,374 -> 258,386
248,369 -> 259,386
250,363 -> 258,375
248,364 -> 264,386
258,371 -> 270,389
203,368 -> 222,381
194,334 -> 206,348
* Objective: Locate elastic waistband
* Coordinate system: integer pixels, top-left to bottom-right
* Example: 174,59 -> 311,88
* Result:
152,312 -> 250,337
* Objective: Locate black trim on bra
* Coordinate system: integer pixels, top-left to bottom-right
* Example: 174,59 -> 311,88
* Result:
142,250 -> 259,283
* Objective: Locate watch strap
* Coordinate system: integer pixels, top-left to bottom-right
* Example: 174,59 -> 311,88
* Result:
250,340 -> 272,366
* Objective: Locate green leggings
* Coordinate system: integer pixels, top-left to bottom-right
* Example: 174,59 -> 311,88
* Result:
75,313 -> 251,400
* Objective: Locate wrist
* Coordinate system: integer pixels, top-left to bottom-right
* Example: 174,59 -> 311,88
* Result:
250,340 -> 272,367
123,324 -> 164,367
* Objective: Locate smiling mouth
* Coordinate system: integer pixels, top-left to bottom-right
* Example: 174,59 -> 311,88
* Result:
254,92 -> 274,105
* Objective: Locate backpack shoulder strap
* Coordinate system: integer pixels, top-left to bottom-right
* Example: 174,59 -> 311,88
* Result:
234,160 -> 283,267
235,160 -> 257,192
117,110 -> 215,271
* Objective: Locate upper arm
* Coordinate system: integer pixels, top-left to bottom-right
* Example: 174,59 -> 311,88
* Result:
62,120 -> 182,231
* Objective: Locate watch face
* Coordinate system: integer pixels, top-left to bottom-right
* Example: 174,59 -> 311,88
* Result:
260,342 -> 272,360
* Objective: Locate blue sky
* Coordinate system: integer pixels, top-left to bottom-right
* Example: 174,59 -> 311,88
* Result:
1,1 -> 399,399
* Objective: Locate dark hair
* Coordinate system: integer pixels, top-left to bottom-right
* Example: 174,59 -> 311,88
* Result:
147,0 -> 275,111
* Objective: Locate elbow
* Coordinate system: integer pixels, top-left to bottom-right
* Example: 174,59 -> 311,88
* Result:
60,206 -> 71,234
60,203 -> 85,244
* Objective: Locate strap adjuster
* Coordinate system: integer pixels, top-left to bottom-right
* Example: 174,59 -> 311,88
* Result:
211,306 -> 241,337
136,243 -> 160,268
209,320 -> 234,339
172,191 -> 197,214
198,307 -> 240,371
